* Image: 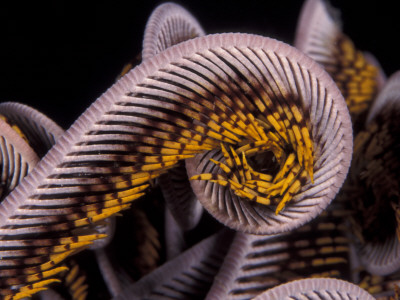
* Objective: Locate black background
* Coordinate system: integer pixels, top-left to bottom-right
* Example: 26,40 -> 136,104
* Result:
1,1 -> 398,129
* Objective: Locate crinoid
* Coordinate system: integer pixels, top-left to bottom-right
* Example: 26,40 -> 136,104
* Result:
1,1 -> 398,299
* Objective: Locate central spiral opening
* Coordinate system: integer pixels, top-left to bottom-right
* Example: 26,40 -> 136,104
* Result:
246,150 -> 280,177
190,136 -> 312,215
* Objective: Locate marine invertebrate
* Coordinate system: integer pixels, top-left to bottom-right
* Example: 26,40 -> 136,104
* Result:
294,0 -> 384,126
0,103 -> 73,298
0,32 -> 351,298
346,71 -> 400,276
1,0 -> 397,299
185,47 -> 353,232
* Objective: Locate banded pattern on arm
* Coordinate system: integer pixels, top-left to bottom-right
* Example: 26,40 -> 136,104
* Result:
143,1 -> 205,234
295,0 -> 382,122
0,118 -> 39,201
185,34 -> 352,234
346,71 -> 400,276
206,203 -> 351,299
0,33 -> 351,296
142,2 -> 205,60
0,105 -> 107,299
0,102 -> 64,158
